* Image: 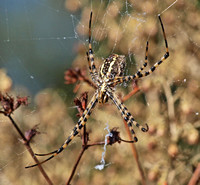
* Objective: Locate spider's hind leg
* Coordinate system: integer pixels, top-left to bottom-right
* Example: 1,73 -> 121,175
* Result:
25,93 -> 98,168
108,92 -> 149,142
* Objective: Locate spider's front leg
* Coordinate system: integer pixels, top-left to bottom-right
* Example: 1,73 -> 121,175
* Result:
86,11 -> 99,84
112,14 -> 169,85
108,92 -> 149,142
111,41 -> 149,87
25,93 -> 98,168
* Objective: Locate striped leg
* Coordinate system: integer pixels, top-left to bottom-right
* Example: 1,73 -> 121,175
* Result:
25,93 -> 98,168
110,42 -> 149,87
137,41 -> 149,73
112,14 -> 169,85
108,92 -> 149,142
87,11 -> 98,82
86,51 -> 99,84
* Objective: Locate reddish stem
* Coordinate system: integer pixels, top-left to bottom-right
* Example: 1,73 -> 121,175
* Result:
123,120 -> 146,185
66,147 -> 85,185
188,163 -> 200,185
121,83 -> 146,185
8,115 -> 53,185
121,85 -> 140,102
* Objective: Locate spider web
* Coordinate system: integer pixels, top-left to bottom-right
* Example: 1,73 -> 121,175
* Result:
0,0 -> 182,95
0,0 -> 200,185
0,0 -> 77,95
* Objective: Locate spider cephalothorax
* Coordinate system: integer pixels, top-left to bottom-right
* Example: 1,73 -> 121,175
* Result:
26,11 -> 169,168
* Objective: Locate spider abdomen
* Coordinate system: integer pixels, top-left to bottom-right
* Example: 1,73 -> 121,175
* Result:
100,54 -> 126,79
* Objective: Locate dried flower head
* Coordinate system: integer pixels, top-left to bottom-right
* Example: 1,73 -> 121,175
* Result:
24,124 -> 40,143
64,68 -> 86,85
107,127 -> 121,145
64,68 -> 97,92
0,92 -> 28,115
74,92 -> 88,117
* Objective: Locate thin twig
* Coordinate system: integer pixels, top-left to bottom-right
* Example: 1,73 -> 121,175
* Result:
66,147 -> 85,185
123,119 -> 146,185
121,85 -> 140,102
66,139 -> 106,185
87,142 -> 105,147
120,83 -> 146,185
68,125 -> 88,184
188,163 -> 200,185
8,115 -> 53,185
163,81 -> 175,121
8,115 -> 27,141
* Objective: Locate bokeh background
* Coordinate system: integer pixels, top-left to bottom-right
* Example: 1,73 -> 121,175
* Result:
0,0 -> 200,185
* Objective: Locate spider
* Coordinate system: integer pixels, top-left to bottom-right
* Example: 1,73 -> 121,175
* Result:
26,11 -> 169,168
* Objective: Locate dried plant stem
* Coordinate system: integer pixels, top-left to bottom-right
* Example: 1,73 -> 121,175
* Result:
163,81 -> 175,121
66,143 -> 105,185
87,142 -> 105,147
66,147 -> 85,185
122,85 -> 140,102
120,83 -> 146,184
8,115 -> 53,185
188,163 -> 200,185
66,124 -> 105,185
123,120 -> 146,185
66,125 -> 87,185
8,115 -> 27,141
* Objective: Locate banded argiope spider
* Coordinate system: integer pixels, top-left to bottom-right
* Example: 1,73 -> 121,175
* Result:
26,11 -> 169,168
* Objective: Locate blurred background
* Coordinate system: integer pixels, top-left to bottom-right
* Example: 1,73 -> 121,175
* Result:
0,0 -> 200,185
0,0 -> 77,95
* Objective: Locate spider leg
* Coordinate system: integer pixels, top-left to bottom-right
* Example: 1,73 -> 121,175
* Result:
25,93 -> 98,168
86,51 -> 99,84
87,11 -> 99,83
112,14 -> 169,85
108,91 -> 149,142
137,41 -> 149,74
110,41 -> 149,87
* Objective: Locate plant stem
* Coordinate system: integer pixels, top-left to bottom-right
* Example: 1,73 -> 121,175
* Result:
66,147 -> 85,185
122,85 -> 139,102
188,163 -> 200,185
123,120 -> 146,185
66,121 -> 106,185
8,115 -> 53,185
8,115 -> 27,141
